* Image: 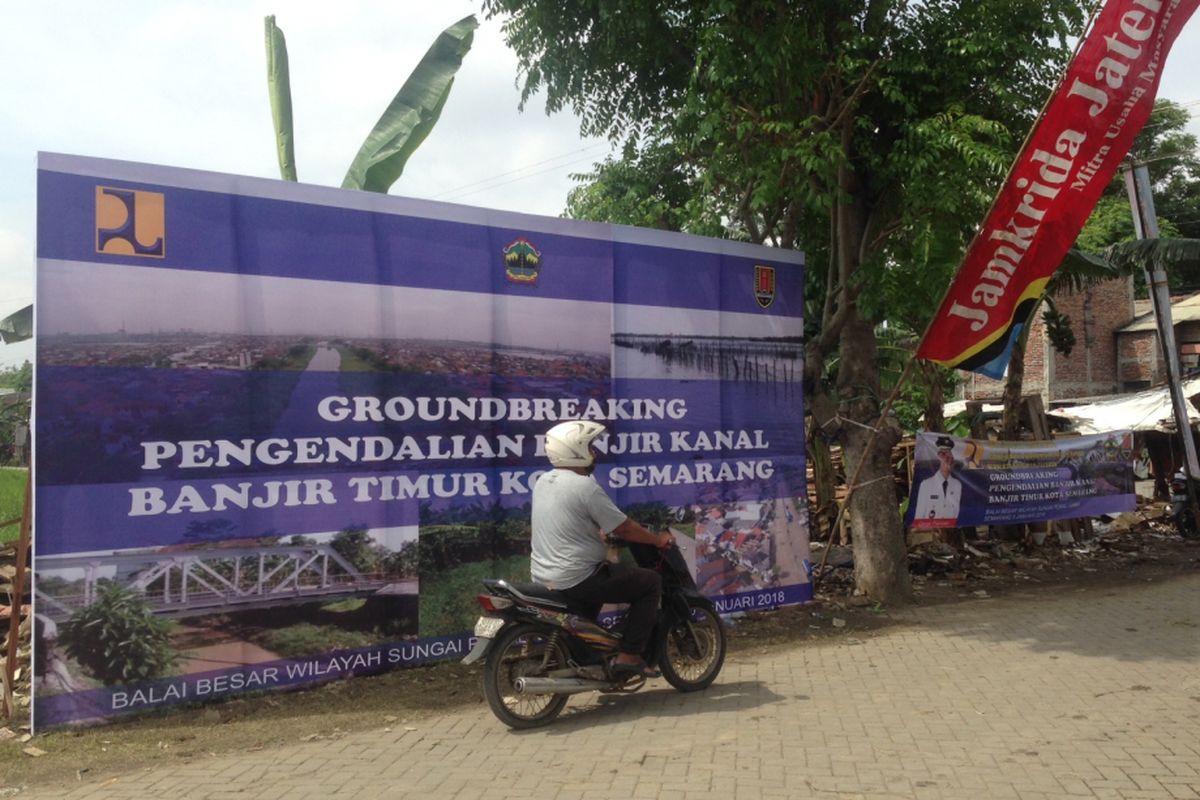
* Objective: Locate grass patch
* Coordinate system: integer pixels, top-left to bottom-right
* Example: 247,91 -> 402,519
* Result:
418,555 -> 530,637
335,346 -> 379,372
258,623 -> 379,659
0,467 -> 28,545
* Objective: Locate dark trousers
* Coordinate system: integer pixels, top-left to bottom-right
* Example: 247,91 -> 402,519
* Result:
562,562 -> 662,656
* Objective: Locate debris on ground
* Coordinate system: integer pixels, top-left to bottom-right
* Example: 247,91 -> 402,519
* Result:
1,541 -> 31,727
807,496 -> 1197,604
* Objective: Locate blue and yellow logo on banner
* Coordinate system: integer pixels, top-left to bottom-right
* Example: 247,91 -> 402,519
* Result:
96,186 -> 165,257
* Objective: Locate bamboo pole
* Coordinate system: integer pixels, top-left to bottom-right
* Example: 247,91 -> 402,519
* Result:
2,470 -> 30,720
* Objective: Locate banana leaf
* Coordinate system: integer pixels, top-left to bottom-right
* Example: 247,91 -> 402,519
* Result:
1047,247 -> 1118,295
342,15 -> 477,193
0,305 -> 32,344
1104,237 -> 1200,274
265,15 -> 298,182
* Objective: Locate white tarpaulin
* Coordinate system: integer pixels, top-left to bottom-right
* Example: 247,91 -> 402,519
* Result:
1047,378 -> 1200,434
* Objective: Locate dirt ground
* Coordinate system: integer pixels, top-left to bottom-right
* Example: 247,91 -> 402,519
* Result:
1,521 -> 1197,793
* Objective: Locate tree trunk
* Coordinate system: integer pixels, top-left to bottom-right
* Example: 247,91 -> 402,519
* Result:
807,419 -> 837,541
837,313 -> 911,604
1000,337 -> 1025,440
997,315 -> 1036,542
1000,300 -> 1038,439
921,361 -> 945,432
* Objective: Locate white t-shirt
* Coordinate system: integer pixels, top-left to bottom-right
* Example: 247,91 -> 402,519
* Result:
530,469 -> 628,589
912,472 -> 962,523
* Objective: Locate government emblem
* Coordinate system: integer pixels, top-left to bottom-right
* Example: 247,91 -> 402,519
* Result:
754,264 -> 775,308
503,237 -> 541,284
96,186 -> 165,257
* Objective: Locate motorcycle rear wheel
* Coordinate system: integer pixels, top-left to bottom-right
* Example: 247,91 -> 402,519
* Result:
659,601 -> 725,692
482,623 -> 571,729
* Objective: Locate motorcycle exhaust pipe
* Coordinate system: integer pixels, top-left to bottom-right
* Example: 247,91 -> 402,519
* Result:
514,677 -> 612,695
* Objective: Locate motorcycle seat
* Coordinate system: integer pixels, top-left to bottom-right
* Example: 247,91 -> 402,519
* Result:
505,581 -> 597,617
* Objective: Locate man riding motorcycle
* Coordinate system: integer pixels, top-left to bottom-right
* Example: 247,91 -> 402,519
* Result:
531,420 -> 673,679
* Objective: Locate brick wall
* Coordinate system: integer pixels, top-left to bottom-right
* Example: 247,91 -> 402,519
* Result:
1044,277 -> 1131,400
960,277 -> 1134,403
1117,330 -> 1161,387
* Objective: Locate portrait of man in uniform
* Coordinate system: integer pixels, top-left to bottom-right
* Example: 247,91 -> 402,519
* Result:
912,435 -> 962,526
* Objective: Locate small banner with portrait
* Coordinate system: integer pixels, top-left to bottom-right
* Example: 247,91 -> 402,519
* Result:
905,431 -> 1136,530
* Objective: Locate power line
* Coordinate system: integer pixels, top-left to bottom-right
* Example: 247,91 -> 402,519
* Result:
435,99 -> 1200,203
439,151 -> 614,202
431,142 -> 611,201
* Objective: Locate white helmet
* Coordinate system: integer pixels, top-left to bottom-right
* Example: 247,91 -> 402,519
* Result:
544,420 -> 606,467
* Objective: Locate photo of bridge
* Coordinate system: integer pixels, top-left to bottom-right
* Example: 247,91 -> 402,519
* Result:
35,542 -> 414,621
34,527 -> 420,693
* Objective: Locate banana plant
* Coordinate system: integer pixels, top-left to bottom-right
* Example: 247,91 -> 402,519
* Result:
264,14 -> 477,192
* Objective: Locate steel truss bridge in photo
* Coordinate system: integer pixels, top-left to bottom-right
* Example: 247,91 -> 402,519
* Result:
35,544 -> 403,620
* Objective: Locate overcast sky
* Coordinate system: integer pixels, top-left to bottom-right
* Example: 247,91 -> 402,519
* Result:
0,1 -> 608,368
5,2 -> 1200,369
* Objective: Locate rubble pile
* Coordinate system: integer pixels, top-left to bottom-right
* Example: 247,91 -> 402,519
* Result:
812,497 -> 1196,600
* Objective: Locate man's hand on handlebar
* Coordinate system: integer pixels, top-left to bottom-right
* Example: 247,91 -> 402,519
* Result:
610,517 -> 674,549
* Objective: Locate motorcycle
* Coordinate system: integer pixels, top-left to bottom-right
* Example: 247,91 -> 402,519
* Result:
462,539 -> 726,729
1170,469 -> 1197,537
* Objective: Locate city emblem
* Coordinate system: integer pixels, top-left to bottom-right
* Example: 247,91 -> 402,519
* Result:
754,264 -> 775,308
503,237 -> 542,284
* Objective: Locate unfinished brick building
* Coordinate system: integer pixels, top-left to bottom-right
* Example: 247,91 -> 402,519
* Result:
959,278 -> 1200,405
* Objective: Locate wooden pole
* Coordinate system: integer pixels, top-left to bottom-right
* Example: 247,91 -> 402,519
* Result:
1123,158 -> 1200,530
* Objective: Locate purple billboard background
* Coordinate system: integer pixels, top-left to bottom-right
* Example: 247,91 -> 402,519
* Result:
33,154 -> 808,728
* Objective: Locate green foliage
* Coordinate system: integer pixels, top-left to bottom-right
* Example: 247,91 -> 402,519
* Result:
0,361 -> 31,393
0,362 -> 31,469
417,520 -> 530,573
1041,299 -> 1076,357
1105,237 -> 1200,294
264,16 -> 297,181
487,0 -> 1087,324
480,0 -> 1092,599
264,15 -> 476,194
258,622 -> 377,659
1129,99 -> 1200,240
59,583 -> 177,685
343,15 -> 477,192
0,468 -> 26,544
418,554 -> 530,638
893,366 -> 957,432
565,140 -> 725,236
385,540 -> 419,577
1071,99 -> 1195,291
331,525 -> 385,574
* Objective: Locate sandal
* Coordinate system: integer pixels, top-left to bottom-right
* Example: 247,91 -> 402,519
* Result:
612,659 -> 661,679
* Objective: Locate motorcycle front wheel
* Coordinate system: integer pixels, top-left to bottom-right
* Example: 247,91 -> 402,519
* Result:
659,601 -> 726,692
482,623 -> 571,729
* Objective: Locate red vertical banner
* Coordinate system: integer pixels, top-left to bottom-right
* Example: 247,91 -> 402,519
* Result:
917,0 -> 1200,378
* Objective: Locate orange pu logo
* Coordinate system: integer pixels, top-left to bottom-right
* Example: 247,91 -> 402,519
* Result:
96,186 -> 165,257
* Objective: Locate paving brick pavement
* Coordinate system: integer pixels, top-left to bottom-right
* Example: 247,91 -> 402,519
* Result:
14,573 -> 1200,799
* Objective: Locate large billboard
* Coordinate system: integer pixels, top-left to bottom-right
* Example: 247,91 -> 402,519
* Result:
32,153 -> 808,727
